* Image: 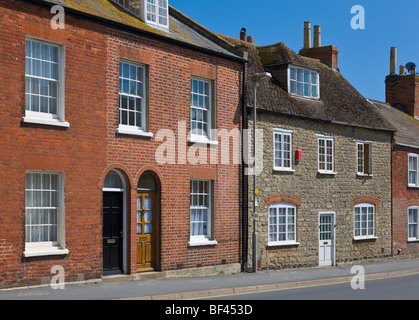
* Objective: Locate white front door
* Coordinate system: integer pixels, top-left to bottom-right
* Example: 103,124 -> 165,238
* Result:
319,213 -> 335,267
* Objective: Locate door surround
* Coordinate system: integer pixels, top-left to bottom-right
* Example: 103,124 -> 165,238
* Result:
318,212 -> 336,267
102,169 -> 128,274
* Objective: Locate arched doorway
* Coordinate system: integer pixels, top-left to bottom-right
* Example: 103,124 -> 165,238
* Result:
136,171 -> 160,272
102,170 -> 127,274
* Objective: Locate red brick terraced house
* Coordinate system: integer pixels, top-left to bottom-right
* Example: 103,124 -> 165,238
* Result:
372,48 -> 419,258
0,0 -> 245,289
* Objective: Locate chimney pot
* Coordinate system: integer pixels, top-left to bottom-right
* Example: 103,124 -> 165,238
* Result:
240,28 -> 247,41
313,25 -> 321,48
390,47 -> 397,75
400,65 -> 405,75
410,66 -> 416,75
247,36 -> 254,44
304,21 -> 312,49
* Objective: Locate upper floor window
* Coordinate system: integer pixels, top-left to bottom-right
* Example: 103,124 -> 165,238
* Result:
408,154 -> 419,187
408,207 -> 419,241
24,38 -> 68,127
357,141 -> 372,176
288,66 -> 319,99
117,61 -> 153,137
144,0 -> 169,28
273,129 -> 293,171
317,135 -> 334,174
190,77 -> 213,141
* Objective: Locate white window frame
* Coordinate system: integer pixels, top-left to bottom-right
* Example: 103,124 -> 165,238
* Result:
23,37 -> 69,128
354,203 -> 376,240
357,141 -> 372,176
117,60 -> 153,138
288,65 -> 320,99
273,129 -> 294,172
24,171 -> 68,257
268,203 -> 299,246
142,0 -> 169,29
317,135 -> 335,174
189,180 -> 217,246
408,207 -> 419,241
408,153 -> 419,187
189,77 -> 214,143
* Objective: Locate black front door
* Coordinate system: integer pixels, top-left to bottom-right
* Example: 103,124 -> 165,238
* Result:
103,192 -> 123,274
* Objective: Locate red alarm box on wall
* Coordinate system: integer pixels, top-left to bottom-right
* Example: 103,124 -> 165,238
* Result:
295,149 -> 302,161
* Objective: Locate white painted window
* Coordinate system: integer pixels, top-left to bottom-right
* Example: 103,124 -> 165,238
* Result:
408,153 -> 419,187
118,61 -> 147,133
143,0 -> 169,28
268,203 -> 297,245
24,38 -> 68,127
408,207 -> 419,241
289,65 -> 319,99
273,129 -> 293,171
318,135 -> 334,174
189,180 -> 216,246
354,203 -> 375,239
190,78 -> 212,140
24,172 -> 68,257
357,141 -> 372,175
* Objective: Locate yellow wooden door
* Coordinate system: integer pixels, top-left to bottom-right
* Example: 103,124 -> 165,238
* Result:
137,193 -> 154,271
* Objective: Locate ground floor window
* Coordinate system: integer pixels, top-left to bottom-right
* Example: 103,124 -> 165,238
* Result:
354,203 -> 375,239
408,207 -> 419,240
268,203 -> 297,245
24,171 -> 67,257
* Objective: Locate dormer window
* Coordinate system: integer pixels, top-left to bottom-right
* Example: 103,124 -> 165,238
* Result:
143,0 -> 169,28
111,0 -> 169,29
288,66 -> 319,99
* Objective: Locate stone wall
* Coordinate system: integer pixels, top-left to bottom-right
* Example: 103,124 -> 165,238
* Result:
247,113 -> 393,270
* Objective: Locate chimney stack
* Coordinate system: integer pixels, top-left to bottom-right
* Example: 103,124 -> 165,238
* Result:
390,47 -> 397,75
304,21 -> 311,49
240,28 -> 247,42
386,48 -> 419,119
313,25 -> 321,48
299,22 -> 339,70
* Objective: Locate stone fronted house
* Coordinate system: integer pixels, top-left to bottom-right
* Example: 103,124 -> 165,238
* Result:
221,24 -> 396,270
0,0 -> 244,289
373,48 -> 419,258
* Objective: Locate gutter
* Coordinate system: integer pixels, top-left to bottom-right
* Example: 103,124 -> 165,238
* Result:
248,106 -> 397,133
23,0 -> 245,64
393,142 -> 419,150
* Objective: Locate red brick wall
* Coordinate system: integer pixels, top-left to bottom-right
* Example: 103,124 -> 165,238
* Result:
392,147 -> 419,256
0,0 -> 242,288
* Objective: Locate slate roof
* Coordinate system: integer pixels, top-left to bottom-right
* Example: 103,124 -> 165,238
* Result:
218,34 -> 395,132
37,0 -> 240,60
372,100 -> 419,148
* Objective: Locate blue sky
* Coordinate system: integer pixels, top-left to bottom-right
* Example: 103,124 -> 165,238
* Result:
171,0 -> 419,102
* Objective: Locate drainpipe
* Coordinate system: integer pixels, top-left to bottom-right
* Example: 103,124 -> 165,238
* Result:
241,57 -> 248,272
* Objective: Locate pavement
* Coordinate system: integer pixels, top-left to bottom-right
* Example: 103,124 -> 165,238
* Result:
1,257 -> 419,300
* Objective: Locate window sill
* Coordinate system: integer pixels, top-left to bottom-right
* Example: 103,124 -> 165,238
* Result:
267,241 -> 300,247
318,171 -> 337,175
188,137 -> 218,146
22,117 -> 70,128
353,236 -> 377,241
273,168 -> 295,173
188,239 -> 218,247
407,185 -> 419,189
116,127 -> 154,138
23,247 -> 69,258
407,238 -> 419,243
357,173 -> 373,177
